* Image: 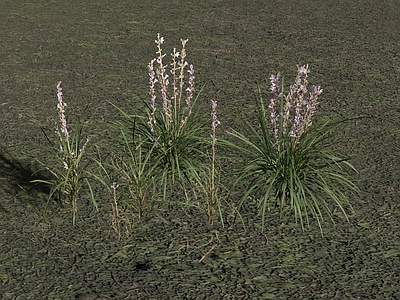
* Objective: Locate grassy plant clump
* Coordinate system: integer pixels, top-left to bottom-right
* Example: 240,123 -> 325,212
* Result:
112,34 -> 209,208
107,119 -> 159,230
229,65 -> 360,232
32,82 -> 98,225
145,34 -> 208,199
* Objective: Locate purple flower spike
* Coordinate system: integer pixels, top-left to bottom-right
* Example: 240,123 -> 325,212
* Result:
56,81 -> 69,141
210,100 -> 220,150
269,65 -> 322,143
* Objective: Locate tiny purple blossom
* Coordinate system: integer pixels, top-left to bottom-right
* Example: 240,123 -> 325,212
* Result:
297,64 -> 310,77
172,49 -> 180,58
155,34 -> 164,45
181,38 -> 188,48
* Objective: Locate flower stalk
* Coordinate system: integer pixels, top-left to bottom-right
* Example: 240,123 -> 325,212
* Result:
269,64 -> 322,144
208,99 -> 221,224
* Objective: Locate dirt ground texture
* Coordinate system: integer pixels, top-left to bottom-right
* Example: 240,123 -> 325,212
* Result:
1,0 -> 400,299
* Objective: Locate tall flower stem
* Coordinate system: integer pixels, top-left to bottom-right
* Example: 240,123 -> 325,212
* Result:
208,99 -> 220,224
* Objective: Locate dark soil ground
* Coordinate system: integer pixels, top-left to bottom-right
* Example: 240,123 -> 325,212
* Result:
1,0 -> 400,299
